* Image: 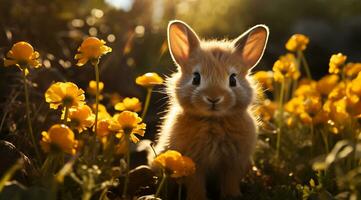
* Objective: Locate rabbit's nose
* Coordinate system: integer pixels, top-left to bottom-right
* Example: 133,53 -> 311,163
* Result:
205,96 -> 223,104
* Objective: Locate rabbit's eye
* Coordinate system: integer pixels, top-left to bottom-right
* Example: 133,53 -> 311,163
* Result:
192,72 -> 201,86
229,73 -> 237,87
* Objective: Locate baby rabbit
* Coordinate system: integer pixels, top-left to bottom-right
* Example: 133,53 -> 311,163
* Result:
153,20 -> 269,200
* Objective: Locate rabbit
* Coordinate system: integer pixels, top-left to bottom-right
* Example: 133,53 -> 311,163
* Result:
152,20 -> 269,200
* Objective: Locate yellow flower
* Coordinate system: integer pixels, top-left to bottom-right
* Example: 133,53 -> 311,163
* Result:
323,74 -> 361,118
3,41 -> 41,75
273,55 -> 300,82
253,71 -> 274,91
322,82 -> 350,124
40,124 -> 78,155
87,80 -> 104,95
344,73 -> 361,117
285,96 -> 303,114
75,37 -> 112,66
286,116 -> 297,127
92,103 -> 107,114
312,110 -> 329,125
316,75 -> 339,96
286,95 -> 327,125
329,53 -> 347,74
45,82 -> 85,109
299,97 -> 326,125
96,118 -> 112,138
347,100 -> 361,118
109,111 -> 146,143
91,103 -> 111,121
285,34 -> 309,52
328,82 -> 346,101
66,105 -> 95,133
323,98 -> 349,124
294,81 -> 320,98
114,97 -> 142,112
280,53 -> 297,62
255,99 -> 277,122
94,115 -> 114,146
135,72 -> 164,87
346,72 -> 361,104
153,150 -> 196,178
344,63 -> 361,79
90,104 -> 112,138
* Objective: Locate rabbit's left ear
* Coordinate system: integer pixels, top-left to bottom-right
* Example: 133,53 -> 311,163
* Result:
232,25 -> 269,70
168,20 -> 200,69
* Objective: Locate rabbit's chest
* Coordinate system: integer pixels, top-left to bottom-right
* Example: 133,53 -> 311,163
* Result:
201,131 -> 241,167
178,124 -> 243,168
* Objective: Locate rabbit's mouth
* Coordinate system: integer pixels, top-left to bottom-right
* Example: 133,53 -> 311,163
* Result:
188,95 -> 234,116
204,103 -> 229,115
187,102 -> 231,117
209,104 -> 219,111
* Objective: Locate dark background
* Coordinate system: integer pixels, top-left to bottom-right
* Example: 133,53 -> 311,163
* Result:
1,0 -> 361,143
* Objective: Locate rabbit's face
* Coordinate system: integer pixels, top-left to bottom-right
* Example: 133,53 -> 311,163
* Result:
173,45 -> 255,117
167,20 -> 268,117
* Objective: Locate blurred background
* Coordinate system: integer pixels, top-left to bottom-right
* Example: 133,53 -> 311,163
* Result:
1,0 -> 361,144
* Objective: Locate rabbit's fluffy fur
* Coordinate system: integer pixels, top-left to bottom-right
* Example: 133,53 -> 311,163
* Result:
152,20 -> 269,200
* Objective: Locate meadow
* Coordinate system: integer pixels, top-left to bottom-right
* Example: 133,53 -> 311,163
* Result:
1,1 -> 361,200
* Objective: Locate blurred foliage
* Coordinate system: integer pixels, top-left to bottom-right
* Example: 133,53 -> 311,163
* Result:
1,0 -> 361,98
1,0 -> 361,199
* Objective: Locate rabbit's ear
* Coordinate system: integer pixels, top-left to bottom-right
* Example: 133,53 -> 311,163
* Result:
168,20 -> 200,68
232,25 -> 269,70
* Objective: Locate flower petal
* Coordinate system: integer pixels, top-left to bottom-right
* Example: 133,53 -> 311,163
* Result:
3,59 -> 17,67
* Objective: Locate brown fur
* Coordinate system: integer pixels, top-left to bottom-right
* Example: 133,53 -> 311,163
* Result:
152,20 -> 269,200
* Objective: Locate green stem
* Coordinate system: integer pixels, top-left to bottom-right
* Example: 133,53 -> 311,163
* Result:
89,59 -> 101,162
141,88 -> 153,119
22,69 -> 41,162
320,129 -> 329,154
63,106 -> 69,124
310,123 -> 314,156
41,153 -> 65,177
50,176 -> 59,200
99,187 -> 108,200
155,170 -> 167,198
291,79 -> 298,97
178,183 -> 182,200
285,79 -> 291,102
41,154 -> 54,176
352,119 -> 358,168
276,80 -> 285,159
0,159 -> 23,192
122,134 -> 131,198
298,51 -> 312,80
41,155 -> 50,172
103,134 -> 116,164
94,59 -> 100,137
82,190 -> 92,200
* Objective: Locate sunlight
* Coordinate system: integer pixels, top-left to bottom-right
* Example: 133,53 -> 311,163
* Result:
105,0 -> 133,11
2,1 -> 361,199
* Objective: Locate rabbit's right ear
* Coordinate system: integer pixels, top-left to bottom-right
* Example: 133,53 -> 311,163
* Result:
168,20 -> 200,69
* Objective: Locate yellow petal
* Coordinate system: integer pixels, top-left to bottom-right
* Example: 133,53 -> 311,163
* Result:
28,59 -> 41,68
130,134 -> 140,143
76,57 -> 88,66
3,59 -> 17,67
74,53 -> 83,59
31,51 -> 40,59
114,103 -> 126,111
